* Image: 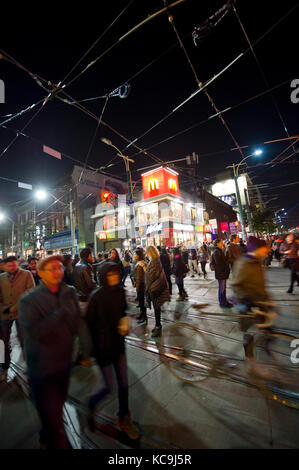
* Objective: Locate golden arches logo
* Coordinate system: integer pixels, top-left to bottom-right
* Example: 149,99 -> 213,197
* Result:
168,178 -> 177,191
148,178 -> 159,192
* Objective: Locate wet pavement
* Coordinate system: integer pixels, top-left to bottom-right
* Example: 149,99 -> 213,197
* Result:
0,260 -> 298,449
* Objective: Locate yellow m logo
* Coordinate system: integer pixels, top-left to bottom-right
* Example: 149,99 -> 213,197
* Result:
168,178 -> 177,191
148,178 -> 159,191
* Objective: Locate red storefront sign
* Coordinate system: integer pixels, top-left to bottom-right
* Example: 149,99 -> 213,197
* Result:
98,232 -> 107,240
141,167 -> 180,200
220,222 -> 229,232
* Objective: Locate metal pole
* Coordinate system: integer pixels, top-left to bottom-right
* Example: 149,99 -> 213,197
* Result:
244,188 -> 254,235
233,164 -> 247,241
11,222 -> 14,254
126,160 -> 136,251
70,201 -> 74,257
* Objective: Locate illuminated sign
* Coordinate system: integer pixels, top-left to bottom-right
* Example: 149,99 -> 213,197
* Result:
98,232 -> 107,240
148,178 -> 159,192
168,178 -> 177,191
142,167 -> 180,200
146,223 -> 162,235
220,222 -> 229,232
173,223 -> 194,232
204,224 -> 212,232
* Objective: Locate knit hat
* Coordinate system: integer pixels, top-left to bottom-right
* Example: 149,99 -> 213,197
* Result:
246,236 -> 266,252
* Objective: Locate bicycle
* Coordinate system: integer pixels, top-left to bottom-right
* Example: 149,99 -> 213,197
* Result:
159,302 -> 299,409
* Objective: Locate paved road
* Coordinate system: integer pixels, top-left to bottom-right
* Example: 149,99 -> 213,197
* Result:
0,260 -> 298,449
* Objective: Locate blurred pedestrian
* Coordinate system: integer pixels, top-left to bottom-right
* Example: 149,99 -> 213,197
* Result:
85,262 -> 139,440
19,255 -> 90,449
0,256 -> 35,383
134,249 -> 147,324
198,245 -> 208,279
26,257 -> 41,285
62,254 -> 74,285
226,234 -> 242,269
73,248 -> 97,315
160,247 -> 172,295
280,233 -> 299,293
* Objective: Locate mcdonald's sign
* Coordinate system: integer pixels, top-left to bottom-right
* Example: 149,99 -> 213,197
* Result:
141,167 -> 180,200
168,178 -> 177,191
148,178 -> 159,192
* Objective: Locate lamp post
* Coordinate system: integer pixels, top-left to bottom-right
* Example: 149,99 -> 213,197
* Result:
101,138 -> 136,250
227,149 -> 263,240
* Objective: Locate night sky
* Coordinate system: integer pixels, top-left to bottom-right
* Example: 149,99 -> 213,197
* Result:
0,0 -> 298,228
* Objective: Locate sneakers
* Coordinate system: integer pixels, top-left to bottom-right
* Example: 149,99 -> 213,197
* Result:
287,288 -> 293,294
117,412 -> 140,440
137,316 -> 147,325
177,295 -> 185,301
183,292 -> 189,298
151,326 -> 162,337
0,369 -> 8,384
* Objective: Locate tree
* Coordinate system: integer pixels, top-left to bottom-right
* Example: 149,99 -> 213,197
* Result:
251,208 -> 277,235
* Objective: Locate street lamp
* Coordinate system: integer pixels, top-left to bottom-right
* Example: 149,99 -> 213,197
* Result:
101,138 -> 136,250
34,190 -> 76,257
227,149 -> 263,240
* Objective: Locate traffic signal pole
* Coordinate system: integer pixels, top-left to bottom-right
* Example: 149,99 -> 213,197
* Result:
232,164 -> 247,241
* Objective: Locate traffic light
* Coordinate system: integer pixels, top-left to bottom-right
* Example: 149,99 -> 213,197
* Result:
101,190 -> 115,204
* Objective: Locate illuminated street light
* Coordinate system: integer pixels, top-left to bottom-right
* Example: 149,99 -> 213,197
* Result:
35,189 -> 48,201
254,149 -> 263,156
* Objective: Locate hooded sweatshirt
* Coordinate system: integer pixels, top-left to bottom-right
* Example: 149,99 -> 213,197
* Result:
85,262 -> 127,366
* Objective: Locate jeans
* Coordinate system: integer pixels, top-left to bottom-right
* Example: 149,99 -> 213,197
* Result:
88,353 -> 129,418
29,369 -> 71,449
200,261 -> 207,275
218,280 -> 228,306
122,266 -> 131,285
286,259 -> 299,290
137,286 -> 147,316
154,306 -> 161,327
175,276 -> 187,296
1,319 -> 24,370
166,275 -> 172,295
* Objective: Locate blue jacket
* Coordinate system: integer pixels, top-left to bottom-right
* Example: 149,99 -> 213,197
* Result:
19,282 -> 90,378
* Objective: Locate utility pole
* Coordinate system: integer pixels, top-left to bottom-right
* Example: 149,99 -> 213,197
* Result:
70,200 -> 75,257
232,163 -> 247,241
244,188 -> 254,235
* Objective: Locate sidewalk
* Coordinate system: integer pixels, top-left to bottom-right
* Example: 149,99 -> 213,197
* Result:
0,261 -> 298,449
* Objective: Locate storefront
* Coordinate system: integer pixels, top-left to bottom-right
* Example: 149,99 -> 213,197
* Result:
44,229 -> 78,255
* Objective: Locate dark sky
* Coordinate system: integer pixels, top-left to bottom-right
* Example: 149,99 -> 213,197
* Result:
0,0 -> 298,228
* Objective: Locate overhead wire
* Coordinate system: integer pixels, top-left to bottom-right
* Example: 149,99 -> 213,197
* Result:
232,3 -> 297,153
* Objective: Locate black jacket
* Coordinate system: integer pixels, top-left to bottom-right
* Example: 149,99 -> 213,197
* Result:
19,282 -> 90,378
160,252 -> 171,277
85,262 -> 127,367
212,247 -> 230,280
73,259 -> 98,301
173,254 -> 188,278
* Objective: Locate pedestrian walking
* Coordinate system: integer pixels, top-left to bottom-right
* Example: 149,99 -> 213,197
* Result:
231,237 -> 275,373
211,239 -> 232,309
85,262 -> 139,440
122,250 -> 133,286
134,249 -> 147,324
145,246 -> 170,337
0,256 -> 35,383
62,254 -> 74,285
109,248 -> 125,282
26,257 -> 41,285
173,247 -> 189,301
188,248 -> 200,277
160,247 -> 172,295
18,255 -> 90,449
226,234 -> 242,269
280,233 -> 299,293
72,248 -> 98,315
198,245 -> 208,278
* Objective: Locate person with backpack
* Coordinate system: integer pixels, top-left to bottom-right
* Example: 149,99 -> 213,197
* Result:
210,239 -> 232,309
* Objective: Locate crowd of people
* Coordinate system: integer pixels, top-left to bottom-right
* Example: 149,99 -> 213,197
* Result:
0,232 -> 298,448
